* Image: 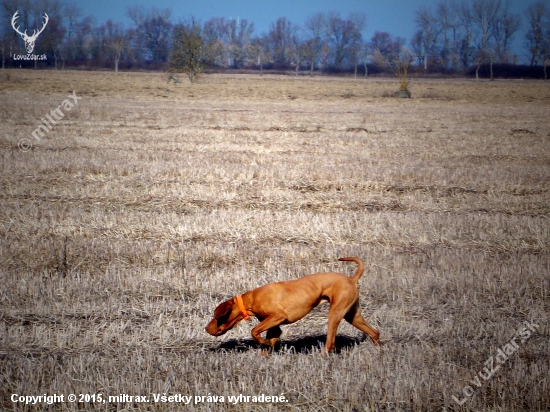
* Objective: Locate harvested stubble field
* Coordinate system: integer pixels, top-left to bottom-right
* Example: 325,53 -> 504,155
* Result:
0,69 -> 549,411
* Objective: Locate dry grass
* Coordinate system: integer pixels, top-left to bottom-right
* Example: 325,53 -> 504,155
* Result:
0,70 -> 549,411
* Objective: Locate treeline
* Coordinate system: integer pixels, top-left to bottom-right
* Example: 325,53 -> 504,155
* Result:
1,0 -> 549,77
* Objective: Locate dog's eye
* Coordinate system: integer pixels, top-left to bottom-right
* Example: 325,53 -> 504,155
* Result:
217,313 -> 231,326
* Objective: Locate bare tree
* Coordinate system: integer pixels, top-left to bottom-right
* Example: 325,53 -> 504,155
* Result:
71,15 -> 94,63
436,0 -> 463,70
360,43 -> 370,77
304,12 -> 326,74
349,13 -> 366,77
27,0 -> 56,68
0,30 -> 7,68
545,22 -> 550,79
436,1 -> 451,68
202,17 -> 225,66
60,2 -> 82,68
225,17 -> 254,68
325,12 -> 364,70
100,20 -> 126,72
414,6 -> 439,72
171,18 -> 204,82
0,0 -> 20,68
544,16 -> 550,79
268,17 -> 297,65
250,35 -> 268,75
2,0 -> 30,61
127,6 -> 172,63
470,0 -> 502,79
35,0 -> 65,70
492,6 -> 521,64
389,48 -> 414,95
369,31 -> 411,94
43,15 -> 65,70
127,5 -> 171,27
292,29 -> 303,75
140,17 -> 172,62
369,31 -> 405,69
454,1 -> 476,69
525,2 -> 547,65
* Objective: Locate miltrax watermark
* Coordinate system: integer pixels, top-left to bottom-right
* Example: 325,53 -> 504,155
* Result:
452,320 -> 540,406
11,10 -> 48,60
18,92 -> 81,152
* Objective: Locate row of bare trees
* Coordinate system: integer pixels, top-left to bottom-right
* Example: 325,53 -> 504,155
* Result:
412,0 -> 550,77
179,12 -> 367,74
1,0 -> 549,76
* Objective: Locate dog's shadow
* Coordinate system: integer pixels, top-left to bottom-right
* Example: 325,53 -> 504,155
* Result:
211,334 -> 368,354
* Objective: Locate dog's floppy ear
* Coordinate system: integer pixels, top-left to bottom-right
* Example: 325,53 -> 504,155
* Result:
214,300 -> 234,318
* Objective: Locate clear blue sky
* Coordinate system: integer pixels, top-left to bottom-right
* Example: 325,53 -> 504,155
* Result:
78,0 -> 538,63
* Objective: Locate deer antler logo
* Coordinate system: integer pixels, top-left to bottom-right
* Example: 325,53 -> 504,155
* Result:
11,11 -> 49,54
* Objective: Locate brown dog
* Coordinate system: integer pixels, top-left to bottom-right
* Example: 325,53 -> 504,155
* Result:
205,257 -> 380,353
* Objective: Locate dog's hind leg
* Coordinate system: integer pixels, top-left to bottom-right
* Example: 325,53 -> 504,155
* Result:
325,298 -> 358,353
266,325 -> 283,347
344,301 -> 380,345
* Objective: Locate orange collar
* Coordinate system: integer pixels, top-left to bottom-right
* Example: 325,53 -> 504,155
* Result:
235,295 -> 250,321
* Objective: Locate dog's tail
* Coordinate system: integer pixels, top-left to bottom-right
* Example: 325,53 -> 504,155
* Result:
339,257 -> 364,283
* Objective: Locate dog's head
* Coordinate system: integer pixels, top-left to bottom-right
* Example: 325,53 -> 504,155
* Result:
205,298 -> 245,337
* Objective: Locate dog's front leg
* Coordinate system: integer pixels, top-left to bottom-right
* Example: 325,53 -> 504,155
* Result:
251,316 -> 285,350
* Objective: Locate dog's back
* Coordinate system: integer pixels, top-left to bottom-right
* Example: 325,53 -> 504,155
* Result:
248,258 -> 364,323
